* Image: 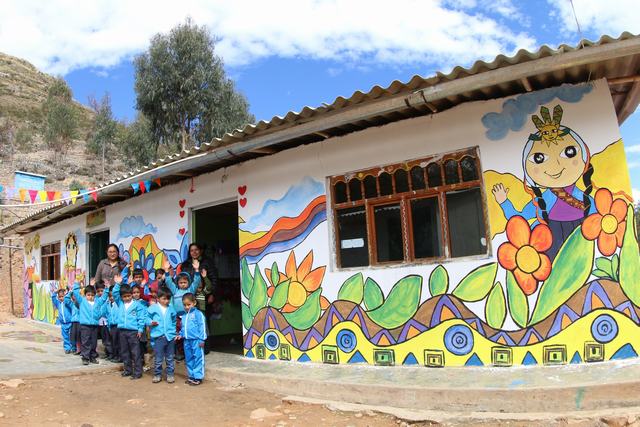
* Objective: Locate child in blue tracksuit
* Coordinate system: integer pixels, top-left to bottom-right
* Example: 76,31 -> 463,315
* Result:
69,292 -> 80,354
178,293 -> 207,386
147,287 -> 177,384
71,280 -> 110,365
112,274 -> 147,380
106,290 -> 121,363
54,289 -> 74,353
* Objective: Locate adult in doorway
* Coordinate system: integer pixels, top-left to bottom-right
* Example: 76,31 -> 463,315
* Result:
94,244 -> 128,285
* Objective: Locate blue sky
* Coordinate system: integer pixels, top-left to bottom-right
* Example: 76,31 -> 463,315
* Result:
2,0 -> 639,194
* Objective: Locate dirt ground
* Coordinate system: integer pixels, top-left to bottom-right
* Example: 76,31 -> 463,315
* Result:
0,365 -> 404,427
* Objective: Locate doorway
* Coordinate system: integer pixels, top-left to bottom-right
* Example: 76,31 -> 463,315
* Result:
88,229 -> 109,279
192,201 -> 243,355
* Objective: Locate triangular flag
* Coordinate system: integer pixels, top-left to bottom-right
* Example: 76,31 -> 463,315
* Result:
19,189 -> 27,203
0,185 -> 3,194
47,191 -> 56,201
90,189 -> 98,202
144,180 -> 152,192
28,189 -> 38,203
82,191 -> 90,203
131,183 -> 140,194
62,191 -> 70,205
139,181 -> 147,193
6,187 -> 16,200
38,190 -> 47,202
54,191 -> 62,201
70,190 -> 79,204
153,178 -> 161,187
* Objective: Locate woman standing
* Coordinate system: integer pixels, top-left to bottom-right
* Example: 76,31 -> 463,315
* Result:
94,244 -> 128,285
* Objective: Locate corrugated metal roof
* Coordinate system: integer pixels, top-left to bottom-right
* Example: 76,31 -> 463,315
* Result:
3,32 -> 640,236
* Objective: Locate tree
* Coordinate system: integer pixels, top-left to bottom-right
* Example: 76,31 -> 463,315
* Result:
117,114 -> 156,168
42,78 -> 78,163
88,93 -> 117,180
134,18 -> 254,153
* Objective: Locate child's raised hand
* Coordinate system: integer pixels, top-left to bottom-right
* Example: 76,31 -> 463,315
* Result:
492,183 -> 509,204
162,257 -> 171,272
192,259 -> 200,271
128,274 -> 133,284
114,274 -> 122,284
201,268 -> 207,278
89,277 -> 96,287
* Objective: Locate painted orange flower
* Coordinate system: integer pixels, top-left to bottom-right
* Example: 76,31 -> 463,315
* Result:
581,188 -> 627,256
497,216 -> 552,295
265,250 -> 330,313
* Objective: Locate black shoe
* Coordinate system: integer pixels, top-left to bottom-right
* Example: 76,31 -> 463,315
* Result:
100,354 -> 109,359
74,351 -> 81,355
82,359 -> 89,365
187,378 -> 202,386
64,350 -> 72,354
130,375 -> 142,380
121,371 -> 132,377
90,359 -> 99,364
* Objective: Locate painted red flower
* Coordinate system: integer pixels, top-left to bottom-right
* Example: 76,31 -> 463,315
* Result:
581,188 -> 627,256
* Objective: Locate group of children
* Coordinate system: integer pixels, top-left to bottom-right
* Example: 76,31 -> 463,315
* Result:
53,259 -> 208,386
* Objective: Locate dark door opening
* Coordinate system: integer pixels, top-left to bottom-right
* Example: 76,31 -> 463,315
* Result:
193,201 -> 243,355
88,230 -> 110,279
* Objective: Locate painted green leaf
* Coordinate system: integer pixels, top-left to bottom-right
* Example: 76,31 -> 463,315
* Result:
506,271 -> 529,328
429,265 -> 449,296
269,279 -> 290,309
611,253 -> 620,281
530,227 -> 594,324
620,205 -> 640,305
485,283 -> 506,329
241,302 -> 252,330
595,257 -> 613,278
270,262 -> 280,286
591,269 -> 610,278
367,275 -> 422,329
452,263 -> 498,302
241,258 -> 253,299
363,277 -> 384,310
283,288 -> 322,330
249,264 -> 268,316
337,272 -> 364,304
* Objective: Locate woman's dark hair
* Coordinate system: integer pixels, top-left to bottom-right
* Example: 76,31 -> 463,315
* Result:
582,163 -> 594,217
106,243 -> 120,255
188,243 -> 203,255
532,186 -> 549,223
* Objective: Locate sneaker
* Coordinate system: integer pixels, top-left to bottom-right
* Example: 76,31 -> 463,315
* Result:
90,359 -> 99,364
121,371 -> 132,377
166,375 -> 175,384
82,359 -> 89,365
152,375 -> 161,383
64,350 -> 72,354
143,365 -> 151,372
130,375 -> 142,380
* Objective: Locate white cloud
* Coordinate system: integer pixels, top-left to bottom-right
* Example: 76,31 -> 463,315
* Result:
627,161 -> 640,169
547,0 -> 640,36
0,0 -> 536,75
626,144 -> 640,153
633,188 -> 640,203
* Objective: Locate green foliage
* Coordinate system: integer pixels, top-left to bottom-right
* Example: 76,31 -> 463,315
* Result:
485,283 -> 506,329
240,258 -> 253,299
87,93 -> 117,157
269,279 -> 290,310
620,205 -> 640,305
506,270 -> 529,328
592,255 -> 619,281
249,264 -> 268,316
270,262 -> 280,286
116,114 -> 156,168
42,77 -> 78,161
283,288 -> 322,330
429,265 -> 449,296
68,180 -> 85,192
134,18 -> 254,152
337,273 -> 364,304
452,263 -> 498,302
530,227 -> 594,324
241,302 -> 252,330
363,277 -> 384,311
14,126 -> 34,151
366,275 -> 422,329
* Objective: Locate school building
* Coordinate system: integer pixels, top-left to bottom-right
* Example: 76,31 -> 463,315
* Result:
3,32 -> 640,367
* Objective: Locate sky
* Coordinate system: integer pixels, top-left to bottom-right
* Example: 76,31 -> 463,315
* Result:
1,0 -> 640,195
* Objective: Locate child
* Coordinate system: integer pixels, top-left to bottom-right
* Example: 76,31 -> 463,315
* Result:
112,274 -> 146,379
106,289 -> 122,363
71,278 -> 110,365
54,289 -> 74,353
177,293 -> 207,386
131,283 -> 151,370
96,282 -> 111,359
69,292 -> 81,355
147,287 -> 177,383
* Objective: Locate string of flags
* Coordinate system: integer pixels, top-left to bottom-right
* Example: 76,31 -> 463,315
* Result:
131,178 -> 161,195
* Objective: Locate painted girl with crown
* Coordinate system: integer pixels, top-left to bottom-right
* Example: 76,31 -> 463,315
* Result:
492,105 -> 596,261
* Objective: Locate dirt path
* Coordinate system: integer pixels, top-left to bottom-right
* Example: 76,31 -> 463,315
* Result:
0,367 -> 401,427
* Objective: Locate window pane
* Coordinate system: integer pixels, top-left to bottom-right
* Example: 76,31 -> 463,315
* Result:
348,178 -> 362,201
410,166 -> 426,190
379,172 -> 393,196
411,197 -> 442,258
374,204 -> 404,262
427,163 -> 442,187
394,169 -> 409,193
52,242 -> 60,253
41,244 -> 51,255
334,182 -> 348,204
444,159 -> 460,184
446,188 -> 487,257
41,257 -> 49,280
461,156 -> 479,181
364,175 -> 378,199
337,207 -> 369,267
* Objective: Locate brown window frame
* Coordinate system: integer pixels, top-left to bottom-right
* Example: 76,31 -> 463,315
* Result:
40,242 -> 61,281
330,147 -> 490,268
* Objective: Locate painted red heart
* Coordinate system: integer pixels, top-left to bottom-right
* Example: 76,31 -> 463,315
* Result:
178,228 -> 186,235
179,199 -> 186,208
238,185 -> 247,196
179,210 -> 185,218
239,198 -> 247,208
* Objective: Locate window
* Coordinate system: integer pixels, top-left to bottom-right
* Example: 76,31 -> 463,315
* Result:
41,242 -> 61,281
331,147 -> 488,268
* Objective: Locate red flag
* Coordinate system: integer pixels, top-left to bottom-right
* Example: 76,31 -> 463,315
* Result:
28,189 -> 38,203
153,178 -> 161,187
90,189 -> 98,202
47,191 -> 56,201
139,181 -> 146,193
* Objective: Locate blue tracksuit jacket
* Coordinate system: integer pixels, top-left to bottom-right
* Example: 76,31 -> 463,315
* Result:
112,282 -> 146,333
179,307 -> 207,342
166,272 -> 201,316
147,304 -> 177,341
71,283 -> 109,326
180,307 -> 207,381
54,296 -> 73,325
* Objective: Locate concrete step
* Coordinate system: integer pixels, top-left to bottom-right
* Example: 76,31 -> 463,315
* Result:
205,352 -> 640,414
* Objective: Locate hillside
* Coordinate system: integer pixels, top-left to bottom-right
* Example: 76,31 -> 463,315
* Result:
0,51 -> 129,218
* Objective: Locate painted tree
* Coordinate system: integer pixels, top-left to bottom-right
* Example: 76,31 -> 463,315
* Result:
42,78 -> 78,163
88,93 -> 117,180
134,18 -> 254,153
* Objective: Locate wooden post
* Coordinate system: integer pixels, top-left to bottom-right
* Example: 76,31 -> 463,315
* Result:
8,246 -> 14,315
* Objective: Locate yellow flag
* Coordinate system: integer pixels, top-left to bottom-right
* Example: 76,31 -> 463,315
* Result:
38,190 -> 47,202
19,189 -> 27,203
70,190 -> 79,204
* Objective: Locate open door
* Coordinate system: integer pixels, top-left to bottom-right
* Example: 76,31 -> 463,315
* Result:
193,201 -> 243,354
88,229 -> 109,280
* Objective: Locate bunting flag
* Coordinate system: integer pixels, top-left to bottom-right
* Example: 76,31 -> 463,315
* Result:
89,188 -> 98,202
144,180 -> 152,193
54,191 -> 62,202
62,191 -> 71,205
38,190 -> 47,202
82,191 -> 90,203
19,189 -> 27,203
28,189 -> 38,203
131,182 -> 140,194
6,187 -> 16,200
0,185 -> 3,194
70,190 -> 79,204
46,191 -> 56,201
153,178 -> 161,187
139,181 -> 147,193
0,184 -> 100,206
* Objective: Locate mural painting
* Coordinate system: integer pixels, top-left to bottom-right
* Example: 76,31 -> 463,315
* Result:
22,233 -> 40,318
240,84 -> 640,367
